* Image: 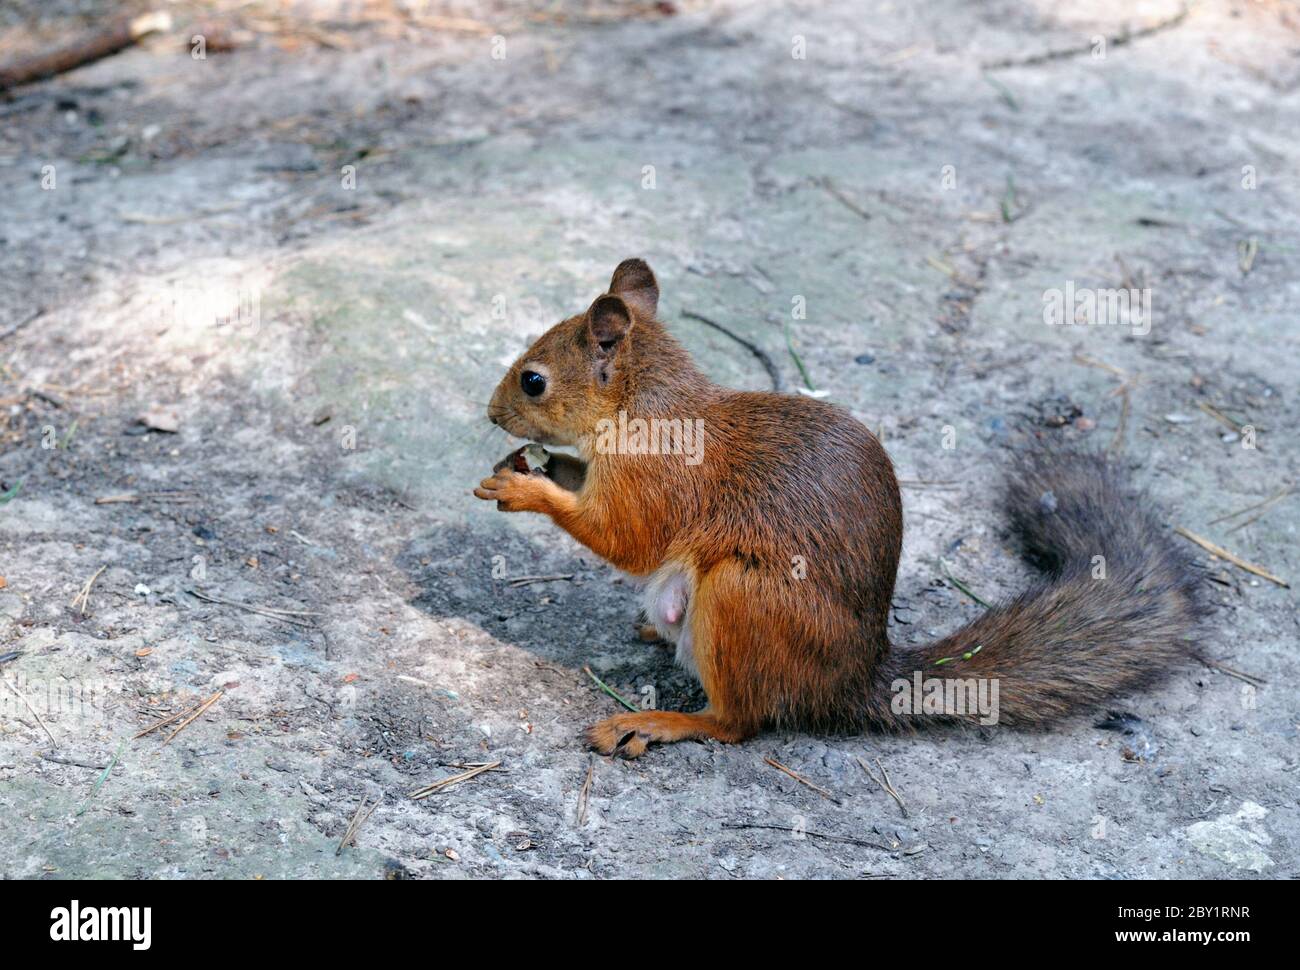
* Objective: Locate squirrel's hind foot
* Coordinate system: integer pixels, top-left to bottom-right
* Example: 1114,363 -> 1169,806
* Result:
585,710 -> 751,759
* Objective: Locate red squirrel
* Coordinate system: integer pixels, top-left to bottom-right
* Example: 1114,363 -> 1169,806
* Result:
474,259 -> 1203,758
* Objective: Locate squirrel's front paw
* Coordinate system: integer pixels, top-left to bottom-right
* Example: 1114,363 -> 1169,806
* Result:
473,467 -> 548,512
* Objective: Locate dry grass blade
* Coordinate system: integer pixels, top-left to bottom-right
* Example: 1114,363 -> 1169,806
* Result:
1173,527 -> 1289,588
336,795 -> 381,855
1072,351 -> 1128,380
1208,485 -> 1293,526
408,761 -> 502,800
1202,658 -> 1266,687
133,704 -> 193,739
1108,385 -> 1131,455
160,690 -> 223,746
94,493 -> 140,505
576,756 -> 595,826
1197,400 -> 1248,435
70,564 -> 107,616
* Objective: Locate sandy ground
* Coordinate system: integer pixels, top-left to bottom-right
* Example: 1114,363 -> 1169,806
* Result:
1,0 -> 1297,879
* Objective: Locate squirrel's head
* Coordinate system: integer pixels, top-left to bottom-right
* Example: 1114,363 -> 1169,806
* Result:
487,258 -> 660,447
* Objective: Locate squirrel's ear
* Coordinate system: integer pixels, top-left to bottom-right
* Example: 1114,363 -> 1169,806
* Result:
608,258 -> 658,319
587,294 -> 633,356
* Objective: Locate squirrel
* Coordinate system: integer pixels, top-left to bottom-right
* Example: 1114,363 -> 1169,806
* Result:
474,258 -> 1205,758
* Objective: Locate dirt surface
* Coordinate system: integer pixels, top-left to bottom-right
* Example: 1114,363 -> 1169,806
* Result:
1,0 -> 1297,879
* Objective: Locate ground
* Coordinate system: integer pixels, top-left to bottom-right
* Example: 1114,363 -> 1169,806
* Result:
0,0 -> 1297,879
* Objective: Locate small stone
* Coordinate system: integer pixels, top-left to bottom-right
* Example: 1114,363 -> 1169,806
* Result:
138,406 -> 180,433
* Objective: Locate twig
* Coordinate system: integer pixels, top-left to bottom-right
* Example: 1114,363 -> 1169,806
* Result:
983,5 -> 1189,70
40,752 -> 108,770
507,573 -> 575,587
27,387 -> 64,409
404,13 -> 497,35
582,665 -> 639,713
2,674 -> 57,747
75,738 -> 126,817
188,589 -> 319,615
764,756 -> 841,805
160,690 -> 223,746
409,761 -> 502,800
336,795 -> 381,855
576,756 -> 594,826
816,176 -> 872,222
0,307 -> 45,341
70,564 -> 107,617
681,310 -> 784,392
1173,527 -> 1289,588
721,822 -> 890,850
857,756 -> 909,817
0,12 -> 173,91
186,588 -> 320,626
95,490 -> 201,505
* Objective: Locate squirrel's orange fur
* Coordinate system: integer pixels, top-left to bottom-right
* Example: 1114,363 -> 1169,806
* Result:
475,260 -> 1203,758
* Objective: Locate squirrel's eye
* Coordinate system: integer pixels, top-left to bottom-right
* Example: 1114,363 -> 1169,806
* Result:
520,370 -> 546,397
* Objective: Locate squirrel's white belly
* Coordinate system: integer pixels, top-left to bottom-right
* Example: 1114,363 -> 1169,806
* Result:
641,562 -> 698,680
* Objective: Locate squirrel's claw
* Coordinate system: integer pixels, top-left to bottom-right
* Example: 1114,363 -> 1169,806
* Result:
586,716 -> 652,758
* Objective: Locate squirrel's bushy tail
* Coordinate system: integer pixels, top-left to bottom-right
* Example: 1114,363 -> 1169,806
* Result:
869,448 -> 1205,728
